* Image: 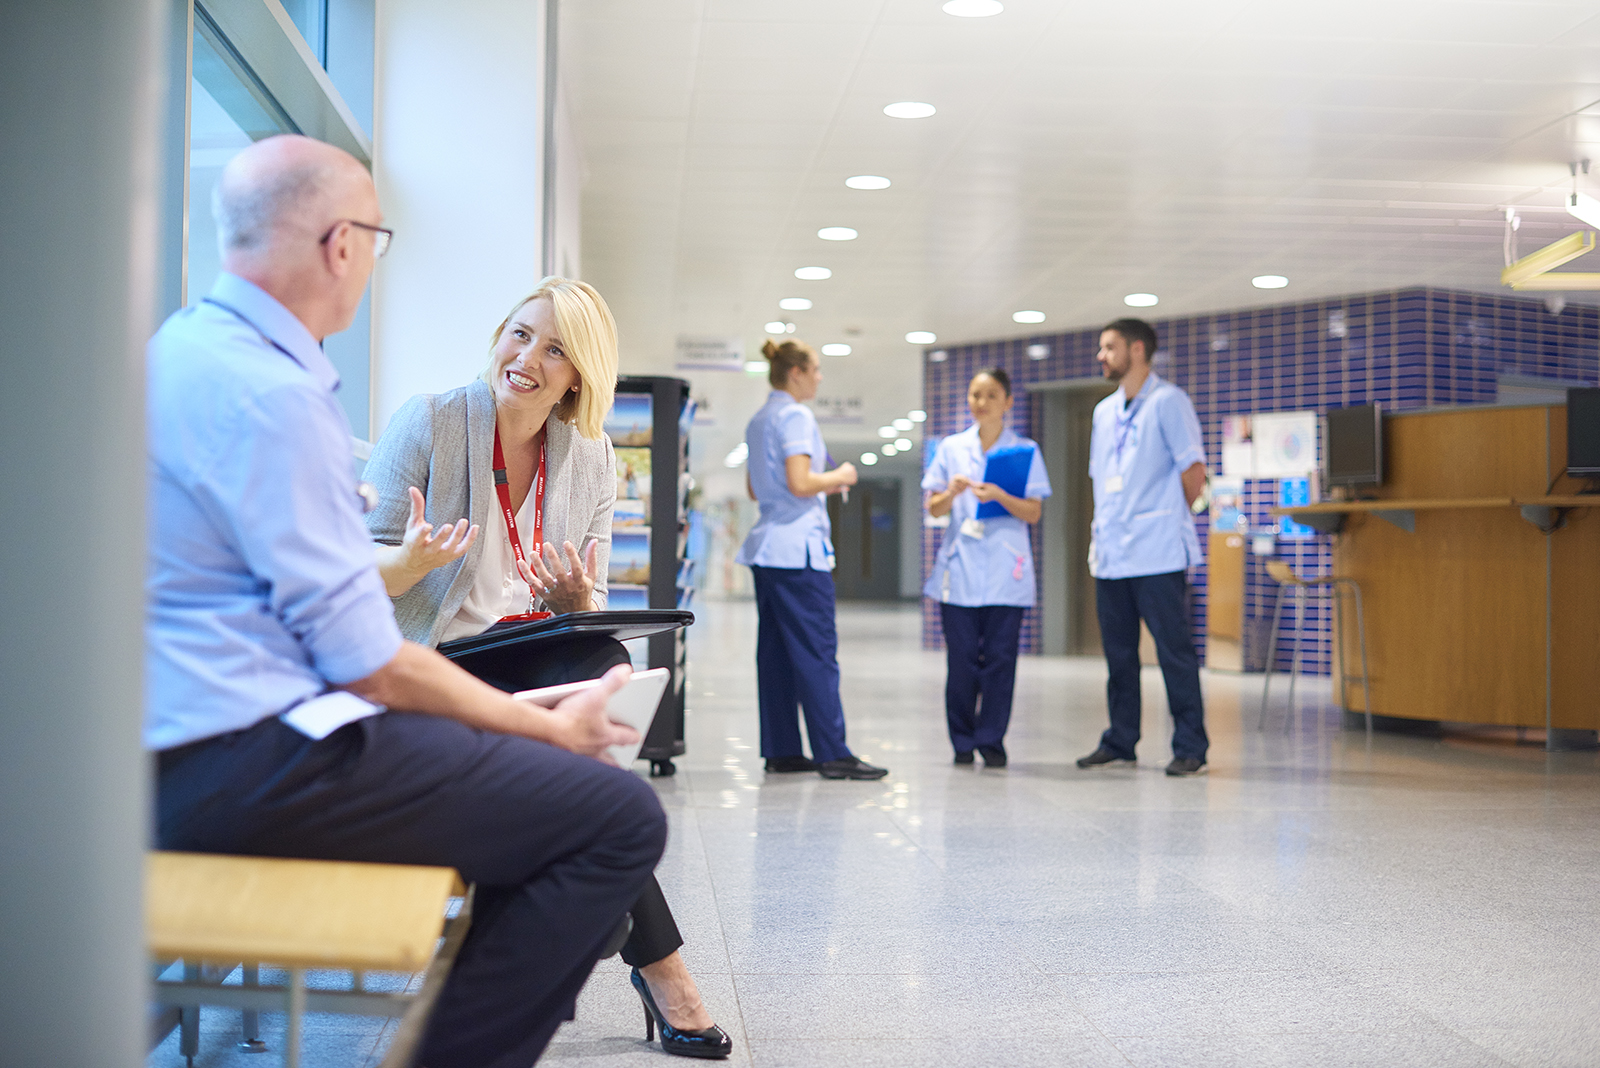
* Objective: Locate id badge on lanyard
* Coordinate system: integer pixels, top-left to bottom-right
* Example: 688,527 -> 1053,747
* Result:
493,426 -> 552,623
1106,394 -> 1144,495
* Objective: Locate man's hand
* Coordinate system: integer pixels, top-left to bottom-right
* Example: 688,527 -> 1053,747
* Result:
540,664 -> 639,762
521,539 -> 598,614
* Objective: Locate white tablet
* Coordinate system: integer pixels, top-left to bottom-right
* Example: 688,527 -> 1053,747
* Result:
514,667 -> 670,768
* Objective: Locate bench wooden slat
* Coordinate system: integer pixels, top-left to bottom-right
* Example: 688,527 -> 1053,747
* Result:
147,852 -> 465,972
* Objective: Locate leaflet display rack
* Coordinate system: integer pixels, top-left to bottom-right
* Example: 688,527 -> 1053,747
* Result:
606,376 -> 695,776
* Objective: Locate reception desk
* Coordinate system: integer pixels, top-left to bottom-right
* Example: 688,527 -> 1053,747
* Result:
1278,404 -> 1598,732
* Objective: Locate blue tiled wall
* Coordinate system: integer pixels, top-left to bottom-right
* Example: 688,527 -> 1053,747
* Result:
921,287 -> 1600,670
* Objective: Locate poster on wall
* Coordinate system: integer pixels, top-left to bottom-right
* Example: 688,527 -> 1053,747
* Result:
1221,415 -> 1255,477
1251,410 -> 1318,478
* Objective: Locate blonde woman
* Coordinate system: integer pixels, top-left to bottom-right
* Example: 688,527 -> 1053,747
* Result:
364,277 -> 731,1059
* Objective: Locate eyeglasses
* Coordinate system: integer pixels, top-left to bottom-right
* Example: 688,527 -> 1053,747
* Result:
319,219 -> 393,258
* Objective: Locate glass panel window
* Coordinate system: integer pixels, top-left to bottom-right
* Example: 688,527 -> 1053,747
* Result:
279,0 -> 328,67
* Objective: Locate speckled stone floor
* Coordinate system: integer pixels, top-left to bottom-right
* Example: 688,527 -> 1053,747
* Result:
151,599 -> 1600,1068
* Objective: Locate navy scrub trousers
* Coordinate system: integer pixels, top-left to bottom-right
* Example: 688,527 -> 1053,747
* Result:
939,603 -> 1025,753
1094,569 -> 1209,762
750,564 -> 852,764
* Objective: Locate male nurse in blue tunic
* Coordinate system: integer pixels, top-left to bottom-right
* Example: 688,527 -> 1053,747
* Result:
1076,318 -> 1211,777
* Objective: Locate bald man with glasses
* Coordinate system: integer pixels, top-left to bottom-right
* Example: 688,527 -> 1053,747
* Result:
146,134 -> 665,1067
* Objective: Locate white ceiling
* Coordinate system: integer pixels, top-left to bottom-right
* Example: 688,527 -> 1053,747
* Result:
565,0 -> 1600,466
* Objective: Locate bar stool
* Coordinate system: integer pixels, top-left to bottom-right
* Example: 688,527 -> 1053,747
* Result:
1258,560 -> 1372,737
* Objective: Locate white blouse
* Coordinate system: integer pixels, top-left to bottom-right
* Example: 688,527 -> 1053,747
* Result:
439,486 -> 539,644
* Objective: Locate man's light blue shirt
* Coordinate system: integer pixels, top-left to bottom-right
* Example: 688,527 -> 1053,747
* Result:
921,425 -> 1052,607
1088,372 -> 1206,580
736,391 -> 834,571
145,273 -> 403,750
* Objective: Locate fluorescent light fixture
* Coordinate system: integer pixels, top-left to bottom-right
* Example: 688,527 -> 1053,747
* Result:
881,444 -> 897,456
1569,191 -> 1600,229
1252,275 -> 1289,289
1012,310 -> 1045,324
1501,231 -> 1598,288
845,175 -> 891,190
744,361 -> 767,374
795,266 -> 832,280
884,101 -> 936,119
1124,293 -> 1159,307
893,418 -> 913,431
1027,343 -> 1050,360
943,0 -> 1003,14
878,426 -> 896,438
860,452 -> 879,465
909,410 -> 927,422
764,321 -> 788,334
821,343 -> 851,356
818,227 -> 858,241
905,330 -> 936,344
778,298 -> 812,311
895,438 -> 913,451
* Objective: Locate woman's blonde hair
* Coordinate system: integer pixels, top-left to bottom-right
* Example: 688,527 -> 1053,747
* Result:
482,277 -> 618,439
762,338 -> 816,390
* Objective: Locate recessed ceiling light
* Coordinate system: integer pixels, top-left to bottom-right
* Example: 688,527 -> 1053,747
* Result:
821,343 -> 851,356
1124,293 -> 1159,307
878,426 -> 896,438
943,0 -> 1003,14
778,297 -> 812,311
895,438 -> 913,451
1252,275 -> 1289,289
764,321 -> 788,334
860,452 -> 879,465
795,266 -> 832,280
744,361 -> 767,374
881,444 -> 897,456
883,101 -> 936,119
1012,310 -> 1045,324
905,330 -> 936,344
908,409 -> 927,422
818,227 -> 858,241
845,175 -> 891,190
893,418 -> 913,431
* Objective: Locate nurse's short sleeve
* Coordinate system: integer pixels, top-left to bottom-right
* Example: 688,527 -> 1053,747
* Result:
1024,442 -> 1052,499
921,437 -> 952,491
1158,390 -> 1206,470
777,404 -> 817,458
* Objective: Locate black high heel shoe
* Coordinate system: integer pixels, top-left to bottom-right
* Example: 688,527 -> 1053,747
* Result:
630,966 -> 732,1059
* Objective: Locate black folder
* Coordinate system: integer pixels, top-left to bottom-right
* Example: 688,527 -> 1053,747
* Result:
438,609 -> 695,662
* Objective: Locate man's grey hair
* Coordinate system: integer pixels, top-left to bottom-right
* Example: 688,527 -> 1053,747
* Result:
212,159 -> 339,253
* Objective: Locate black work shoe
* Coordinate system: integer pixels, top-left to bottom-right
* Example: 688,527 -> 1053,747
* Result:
818,756 -> 889,780
953,750 -> 975,765
1165,756 -> 1208,777
978,744 -> 1008,768
1076,747 -> 1135,769
765,756 -> 817,773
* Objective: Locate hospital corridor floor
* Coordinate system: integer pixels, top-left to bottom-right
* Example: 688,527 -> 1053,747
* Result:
152,599 -> 1600,1068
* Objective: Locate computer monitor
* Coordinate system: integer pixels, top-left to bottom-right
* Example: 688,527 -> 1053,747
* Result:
1567,388 -> 1600,478
1325,403 -> 1383,489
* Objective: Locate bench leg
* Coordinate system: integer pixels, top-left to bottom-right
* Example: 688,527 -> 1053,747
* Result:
238,964 -> 268,1053
180,962 -> 200,1067
285,967 -> 306,1068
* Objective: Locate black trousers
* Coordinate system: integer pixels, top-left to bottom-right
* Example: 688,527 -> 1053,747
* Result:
938,603 -> 1025,752
448,634 -> 684,969
1094,570 -> 1209,761
157,710 -> 665,1068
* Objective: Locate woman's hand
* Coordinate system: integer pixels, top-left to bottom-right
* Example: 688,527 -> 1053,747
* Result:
969,481 -> 1002,502
376,487 -> 479,596
948,473 -> 974,496
828,461 -> 858,495
521,538 -> 598,613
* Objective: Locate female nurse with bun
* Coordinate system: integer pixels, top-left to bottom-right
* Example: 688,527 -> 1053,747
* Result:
737,339 -> 889,782
923,367 -> 1051,768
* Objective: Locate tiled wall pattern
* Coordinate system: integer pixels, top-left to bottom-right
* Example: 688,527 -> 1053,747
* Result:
922,287 -> 1600,670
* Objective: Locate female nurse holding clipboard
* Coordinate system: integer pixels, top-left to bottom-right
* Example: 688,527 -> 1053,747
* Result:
738,339 -> 889,781
923,367 -> 1051,768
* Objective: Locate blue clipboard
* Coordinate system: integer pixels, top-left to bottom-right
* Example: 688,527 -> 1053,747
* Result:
976,444 -> 1034,518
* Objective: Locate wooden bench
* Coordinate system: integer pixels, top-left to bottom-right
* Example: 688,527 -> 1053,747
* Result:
147,852 -> 471,1068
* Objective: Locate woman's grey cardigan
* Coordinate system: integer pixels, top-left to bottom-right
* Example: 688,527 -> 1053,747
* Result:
364,380 -> 617,647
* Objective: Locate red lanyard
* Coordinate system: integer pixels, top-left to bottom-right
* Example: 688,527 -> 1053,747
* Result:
492,425 -> 551,622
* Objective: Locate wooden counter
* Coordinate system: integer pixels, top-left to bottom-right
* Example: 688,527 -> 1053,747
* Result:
1275,404 -> 1598,731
